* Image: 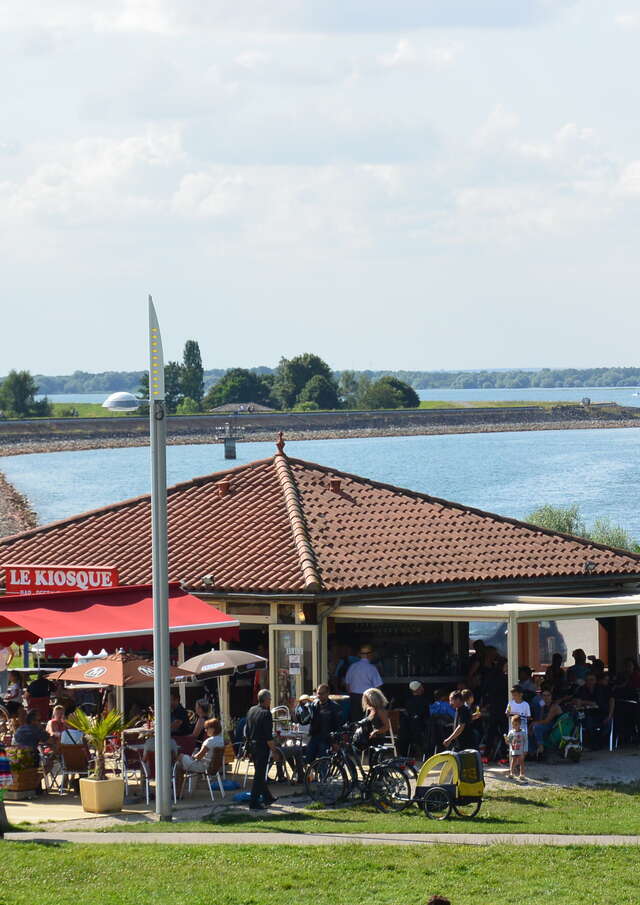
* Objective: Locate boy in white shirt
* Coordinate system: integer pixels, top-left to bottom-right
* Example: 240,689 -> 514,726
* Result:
506,685 -> 531,753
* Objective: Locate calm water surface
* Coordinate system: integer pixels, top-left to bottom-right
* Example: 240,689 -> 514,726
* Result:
2,428 -> 640,536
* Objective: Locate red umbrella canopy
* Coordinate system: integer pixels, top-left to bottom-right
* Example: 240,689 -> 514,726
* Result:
49,651 -> 192,687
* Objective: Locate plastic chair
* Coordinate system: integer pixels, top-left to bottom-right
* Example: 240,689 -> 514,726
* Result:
180,746 -> 225,801
140,751 -> 177,806
122,746 -> 144,797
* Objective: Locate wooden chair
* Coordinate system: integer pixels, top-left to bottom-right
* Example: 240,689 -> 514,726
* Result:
180,746 -> 225,801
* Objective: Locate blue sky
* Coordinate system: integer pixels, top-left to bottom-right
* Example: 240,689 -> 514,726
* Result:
2,1 -> 640,373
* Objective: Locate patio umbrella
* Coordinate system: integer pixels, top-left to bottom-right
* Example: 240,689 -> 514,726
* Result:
49,651 -> 193,687
179,649 -> 267,678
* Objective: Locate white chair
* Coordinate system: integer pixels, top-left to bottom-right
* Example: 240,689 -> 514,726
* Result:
180,747 -> 225,801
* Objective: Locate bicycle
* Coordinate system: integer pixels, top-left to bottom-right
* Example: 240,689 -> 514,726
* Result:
305,726 -> 412,811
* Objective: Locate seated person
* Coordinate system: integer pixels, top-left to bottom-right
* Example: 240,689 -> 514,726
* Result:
190,700 -> 213,744
170,690 -> 193,737
518,666 -> 537,701
305,684 -> 342,762
13,709 -> 49,766
353,688 -> 390,763
46,705 -> 68,741
142,733 -> 179,764
531,688 -> 562,756
177,718 -> 224,774
575,673 -> 614,748
4,671 -> 23,703
429,688 -> 455,721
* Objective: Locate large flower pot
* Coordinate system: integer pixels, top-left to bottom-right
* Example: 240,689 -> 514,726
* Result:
79,777 -> 125,813
5,768 -> 41,800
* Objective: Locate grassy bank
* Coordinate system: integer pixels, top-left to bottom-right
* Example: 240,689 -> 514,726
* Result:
4,843 -> 640,904
108,784 -> 640,836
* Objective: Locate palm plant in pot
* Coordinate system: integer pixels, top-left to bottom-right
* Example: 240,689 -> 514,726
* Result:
67,708 -> 130,813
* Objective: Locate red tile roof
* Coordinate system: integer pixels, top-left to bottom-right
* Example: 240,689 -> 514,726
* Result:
1,450 -> 640,595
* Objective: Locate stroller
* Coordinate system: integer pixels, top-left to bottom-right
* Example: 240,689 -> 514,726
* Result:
544,711 -> 582,761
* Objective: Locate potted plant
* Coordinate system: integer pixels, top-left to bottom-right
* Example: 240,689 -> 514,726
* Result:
67,708 -> 129,814
5,746 -> 40,799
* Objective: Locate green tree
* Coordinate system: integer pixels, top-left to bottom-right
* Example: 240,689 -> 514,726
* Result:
272,354 -> 336,409
181,340 -> 204,404
526,504 -> 587,537
338,370 -> 359,408
203,368 -> 274,408
375,376 -> 419,408
590,518 -> 640,552
292,400 -> 320,412
298,374 -> 340,409
0,370 -> 51,417
176,396 -> 201,415
361,380 -> 405,410
164,361 -> 184,414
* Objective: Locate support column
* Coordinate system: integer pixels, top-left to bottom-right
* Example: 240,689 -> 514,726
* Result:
177,643 -> 186,707
507,614 -> 519,693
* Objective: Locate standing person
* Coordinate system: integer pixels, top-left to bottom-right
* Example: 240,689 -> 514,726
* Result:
0,644 -> 14,696
443,691 -> 475,751
401,681 -> 429,757
4,671 -> 23,704
504,714 -> 527,780
306,684 -> 342,762
246,689 -> 281,811
506,686 -> 531,754
345,646 -> 382,721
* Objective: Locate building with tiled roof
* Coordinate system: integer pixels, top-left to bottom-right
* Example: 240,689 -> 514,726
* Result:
2,443 -> 640,715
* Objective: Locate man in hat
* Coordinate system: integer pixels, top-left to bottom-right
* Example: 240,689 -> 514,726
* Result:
345,645 -> 382,720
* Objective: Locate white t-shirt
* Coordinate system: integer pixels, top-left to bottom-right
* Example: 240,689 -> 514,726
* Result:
506,699 -> 531,734
0,647 -> 12,671
198,734 -> 224,766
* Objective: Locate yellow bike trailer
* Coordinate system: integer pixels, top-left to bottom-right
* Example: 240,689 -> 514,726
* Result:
415,749 -> 485,820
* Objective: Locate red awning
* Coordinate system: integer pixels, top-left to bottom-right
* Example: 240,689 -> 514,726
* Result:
0,584 -> 239,655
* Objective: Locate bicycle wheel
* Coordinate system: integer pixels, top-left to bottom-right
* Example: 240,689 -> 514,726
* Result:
305,757 -> 348,805
453,798 -> 482,819
370,764 -> 412,813
422,786 -> 452,821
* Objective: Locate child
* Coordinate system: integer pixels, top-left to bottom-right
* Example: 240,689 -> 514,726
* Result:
504,714 -> 527,780
505,684 -> 531,753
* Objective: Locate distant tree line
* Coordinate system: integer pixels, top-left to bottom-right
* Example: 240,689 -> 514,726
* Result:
21,365 -> 640,398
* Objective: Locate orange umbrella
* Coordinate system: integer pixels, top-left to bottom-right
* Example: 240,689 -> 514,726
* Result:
49,651 -> 192,687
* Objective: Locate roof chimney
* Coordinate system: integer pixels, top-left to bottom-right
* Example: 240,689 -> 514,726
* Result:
329,477 -> 341,493
216,478 -> 231,497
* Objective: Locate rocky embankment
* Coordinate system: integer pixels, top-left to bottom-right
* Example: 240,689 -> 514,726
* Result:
0,471 -> 37,537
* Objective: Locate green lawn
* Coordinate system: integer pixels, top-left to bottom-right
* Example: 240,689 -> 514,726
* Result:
108,784 -> 640,836
418,399 -> 574,410
3,843 -> 639,905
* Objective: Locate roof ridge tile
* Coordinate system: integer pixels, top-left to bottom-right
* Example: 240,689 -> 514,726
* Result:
273,452 -> 322,592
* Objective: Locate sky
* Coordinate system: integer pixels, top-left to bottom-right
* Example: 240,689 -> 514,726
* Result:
2,0 -> 640,374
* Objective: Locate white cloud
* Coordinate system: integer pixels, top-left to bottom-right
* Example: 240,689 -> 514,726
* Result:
614,12 -> 640,28
377,39 -> 462,70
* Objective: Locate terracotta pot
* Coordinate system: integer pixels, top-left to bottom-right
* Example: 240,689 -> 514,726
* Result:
79,777 -> 125,813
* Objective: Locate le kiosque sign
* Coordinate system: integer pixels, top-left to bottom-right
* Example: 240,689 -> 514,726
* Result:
5,564 -> 119,595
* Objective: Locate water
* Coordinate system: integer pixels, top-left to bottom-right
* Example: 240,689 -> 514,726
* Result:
36,386 -> 640,407
2,427 -> 640,537
36,394 -> 109,404
417,387 -> 640,406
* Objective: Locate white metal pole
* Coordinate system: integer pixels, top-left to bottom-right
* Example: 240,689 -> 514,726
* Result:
149,296 -> 172,821
507,613 -> 519,696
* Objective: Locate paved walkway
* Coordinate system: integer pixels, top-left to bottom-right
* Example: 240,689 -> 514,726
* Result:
5,830 -> 640,846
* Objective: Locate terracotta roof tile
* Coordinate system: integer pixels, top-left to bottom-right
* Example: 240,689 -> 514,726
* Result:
1,453 -> 640,595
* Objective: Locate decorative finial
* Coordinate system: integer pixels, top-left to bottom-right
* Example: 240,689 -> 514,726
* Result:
276,431 -> 286,454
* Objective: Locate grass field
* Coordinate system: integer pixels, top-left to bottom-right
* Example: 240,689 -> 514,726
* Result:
107,784 -> 640,836
3,842 -> 639,905
417,399 -> 574,410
